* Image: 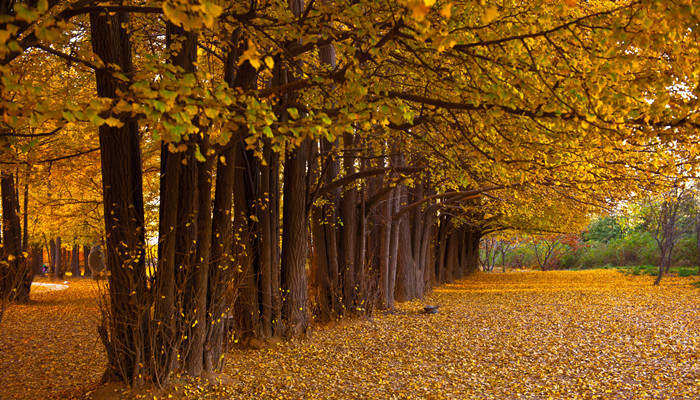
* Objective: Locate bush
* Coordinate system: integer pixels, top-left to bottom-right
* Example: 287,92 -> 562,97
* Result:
673,235 -> 697,267
677,267 -> 698,277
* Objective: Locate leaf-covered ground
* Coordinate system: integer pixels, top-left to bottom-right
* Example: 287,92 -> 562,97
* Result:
1,270 -> 698,399
0,278 -> 105,400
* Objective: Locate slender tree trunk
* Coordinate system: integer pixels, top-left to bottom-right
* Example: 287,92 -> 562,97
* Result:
82,244 -> 90,277
696,183 -> 700,274
53,237 -> 62,279
387,186 -> 400,307
260,141 -> 275,335
71,243 -> 80,277
340,133 -> 357,310
379,188 -> 393,308
269,148 -> 283,336
48,238 -> 56,275
21,167 -> 28,252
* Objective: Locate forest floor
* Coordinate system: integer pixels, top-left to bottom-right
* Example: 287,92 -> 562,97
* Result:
0,270 -> 697,400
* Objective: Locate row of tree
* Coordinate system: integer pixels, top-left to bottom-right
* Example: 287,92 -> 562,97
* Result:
2,0 -> 699,389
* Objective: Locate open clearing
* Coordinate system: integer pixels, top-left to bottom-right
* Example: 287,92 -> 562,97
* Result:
0,270 -> 697,400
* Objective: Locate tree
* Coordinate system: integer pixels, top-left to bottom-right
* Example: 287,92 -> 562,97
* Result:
531,235 -> 564,271
643,186 -> 694,285
2,0 -> 700,388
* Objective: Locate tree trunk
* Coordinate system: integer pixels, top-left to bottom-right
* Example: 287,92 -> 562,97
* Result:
387,186 -> 400,307
281,139 -> 311,337
71,244 -> 80,277
204,140 -> 236,373
53,237 -> 62,279
340,133 -> 357,310
260,140 -> 275,335
82,245 -> 90,277
232,139 -> 261,339
90,9 -> 148,385
48,238 -> 56,275
1,171 -> 29,303
184,137 -> 213,376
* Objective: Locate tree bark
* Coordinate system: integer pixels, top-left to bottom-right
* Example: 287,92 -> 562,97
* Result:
204,140 -> 236,373
71,243 -> 80,277
89,9 -> 148,385
1,171 -> 29,303
53,236 -> 62,279
281,139 -> 311,337
82,244 -> 90,277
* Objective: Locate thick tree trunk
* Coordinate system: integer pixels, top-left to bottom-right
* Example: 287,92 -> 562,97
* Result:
232,139 -> 261,339
204,140 -> 236,373
395,215 -> 416,302
90,9 -> 148,385
184,137 -> 214,376
281,139 -> 311,337
1,171 -> 29,303
30,245 -> 42,276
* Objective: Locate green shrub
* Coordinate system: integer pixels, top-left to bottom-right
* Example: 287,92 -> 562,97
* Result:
677,267 -> 698,277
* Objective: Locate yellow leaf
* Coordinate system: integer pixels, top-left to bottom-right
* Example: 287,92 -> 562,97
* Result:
440,3 -> 453,18
483,6 -> 499,24
104,117 -> 124,128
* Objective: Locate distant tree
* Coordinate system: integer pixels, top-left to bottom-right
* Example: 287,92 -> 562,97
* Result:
531,235 -> 564,271
642,186 -> 694,285
584,217 -> 624,243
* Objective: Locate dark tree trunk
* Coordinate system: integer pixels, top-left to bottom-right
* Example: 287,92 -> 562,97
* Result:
184,137 -> 214,376
71,244 -> 80,277
378,187 -> 393,309
259,140 -> 276,336
153,137 -> 182,381
269,146 -> 283,337
696,187 -> 700,275
387,186 -> 400,307
21,168 -> 28,252
281,139 -> 311,337
311,138 -> 342,319
53,236 -> 62,279
204,140 -> 236,373
232,139 -> 261,339
30,245 -> 42,277
1,171 -> 29,303
340,133 -> 357,310
48,238 -> 56,275
395,215 -> 416,302
82,245 -> 90,277
278,0 -> 309,337
90,9 -> 148,385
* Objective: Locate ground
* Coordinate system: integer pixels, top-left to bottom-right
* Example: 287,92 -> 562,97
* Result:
0,270 -> 697,399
